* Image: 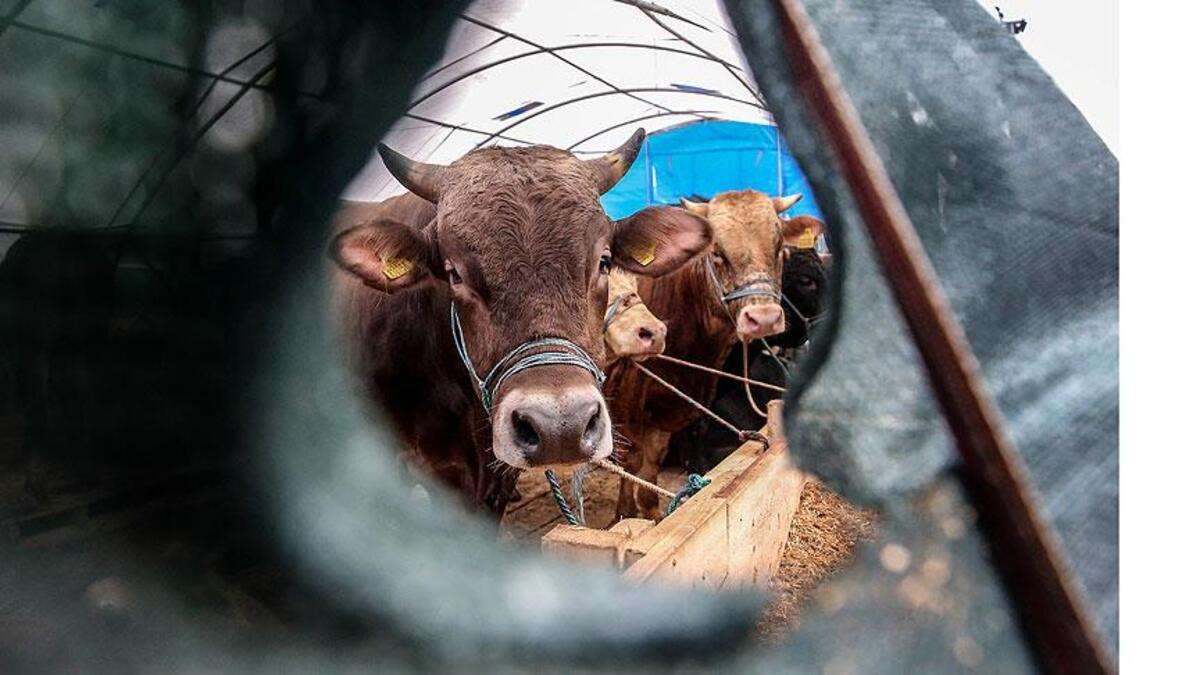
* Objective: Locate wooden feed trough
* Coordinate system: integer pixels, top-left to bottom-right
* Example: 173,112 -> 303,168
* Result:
541,400 -> 805,589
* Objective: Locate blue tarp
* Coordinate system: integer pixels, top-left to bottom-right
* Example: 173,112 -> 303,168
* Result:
601,120 -> 824,221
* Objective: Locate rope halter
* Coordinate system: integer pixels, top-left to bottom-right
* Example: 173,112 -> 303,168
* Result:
601,291 -> 643,331
703,255 -> 782,322
449,303 -> 606,413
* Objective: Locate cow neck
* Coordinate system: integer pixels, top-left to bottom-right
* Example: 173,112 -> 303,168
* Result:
645,254 -> 738,365
448,302 -> 605,414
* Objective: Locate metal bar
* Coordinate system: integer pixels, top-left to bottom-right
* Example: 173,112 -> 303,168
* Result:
423,35 -> 507,79
613,0 -> 711,32
459,15 -> 684,117
764,1 -> 1113,672
639,7 -> 767,106
408,42 -> 744,113
106,34 -> 282,228
118,60 -> 278,230
566,110 -> 715,150
7,19 -> 279,91
0,0 -> 34,40
402,113 -> 536,146
475,87 -> 765,148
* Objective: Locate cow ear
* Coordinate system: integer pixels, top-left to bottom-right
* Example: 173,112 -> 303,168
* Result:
782,215 -> 824,250
328,218 -> 436,293
612,206 -> 712,277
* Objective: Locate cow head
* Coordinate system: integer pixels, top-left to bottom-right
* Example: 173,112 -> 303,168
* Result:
329,130 -> 710,470
781,215 -> 828,319
681,190 -> 810,342
771,216 -> 829,349
602,268 -> 666,363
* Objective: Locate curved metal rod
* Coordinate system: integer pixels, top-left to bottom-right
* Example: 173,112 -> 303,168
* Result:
613,0 -> 711,33
403,112 -> 536,146
566,110 -> 717,150
475,87 -> 767,148
423,35 -> 507,80
460,15 -> 677,116
638,7 -> 767,106
105,31 -> 288,229
412,42 -> 746,112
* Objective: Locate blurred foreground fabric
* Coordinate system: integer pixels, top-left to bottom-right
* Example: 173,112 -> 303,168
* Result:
0,0 -> 1115,671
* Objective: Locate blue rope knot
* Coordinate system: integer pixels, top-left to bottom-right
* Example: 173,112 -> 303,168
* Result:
666,473 -> 711,515
547,470 -> 710,525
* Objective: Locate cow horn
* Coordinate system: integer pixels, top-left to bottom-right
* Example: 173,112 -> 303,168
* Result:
773,193 -> 804,213
586,128 -> 646,194
680,198 -> 709,217
377,143 -> 446,203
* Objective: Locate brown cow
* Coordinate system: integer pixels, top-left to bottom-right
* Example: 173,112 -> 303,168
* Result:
327,130 -> 712,515
606,189 -> 811,520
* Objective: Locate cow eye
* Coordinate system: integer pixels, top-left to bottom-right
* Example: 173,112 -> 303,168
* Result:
598,253 -> 613,275
798,275 -> 816,289
712,250 -> 726,266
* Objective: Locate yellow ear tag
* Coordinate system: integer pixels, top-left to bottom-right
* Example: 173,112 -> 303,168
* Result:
795,229 -> 817,249
380,256 -> 413,280
629,238 -> 658,266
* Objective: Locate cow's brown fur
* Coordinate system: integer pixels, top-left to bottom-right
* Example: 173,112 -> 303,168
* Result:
331,147 -> 617,515
329,143 -> 710,517
606,189 -> 798,520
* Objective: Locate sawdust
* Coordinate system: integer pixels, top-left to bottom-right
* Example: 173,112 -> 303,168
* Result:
755,479 -> 875,644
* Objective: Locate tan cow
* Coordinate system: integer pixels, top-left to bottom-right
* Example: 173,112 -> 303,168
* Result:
602,268 -> 666,364
605,189 -> 812,520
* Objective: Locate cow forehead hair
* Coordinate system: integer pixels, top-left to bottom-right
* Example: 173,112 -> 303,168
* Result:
437,144 -> 609,244
432,145 -> 612,319
706,190 -> 782,256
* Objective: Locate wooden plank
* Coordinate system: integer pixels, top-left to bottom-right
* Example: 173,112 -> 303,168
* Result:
717,402 -> 805,588
541,518 -> 656,570
541,525 -> 627,568
609,518 -> 654,540
725,460 -> 804,588
621,494 -> 728,589
621,404 -> 784,588
540,401 -> 803,591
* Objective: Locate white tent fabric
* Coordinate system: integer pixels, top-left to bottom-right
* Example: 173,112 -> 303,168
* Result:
341,0 -> 774,201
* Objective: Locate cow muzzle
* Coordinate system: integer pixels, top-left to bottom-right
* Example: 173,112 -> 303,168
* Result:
605,304 -> 667,362
491,370 -> 613,469
736,302 -> 785,341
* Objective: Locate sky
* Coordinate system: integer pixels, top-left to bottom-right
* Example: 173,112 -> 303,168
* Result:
980,0 -> 1118,154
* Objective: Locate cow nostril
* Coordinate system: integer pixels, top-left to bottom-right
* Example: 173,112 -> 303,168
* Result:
511,411 -> 540,448
637,327 -> 654,342
585,405 -> 601,436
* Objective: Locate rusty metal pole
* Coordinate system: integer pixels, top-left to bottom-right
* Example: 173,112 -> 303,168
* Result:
762,1 -> 1114,672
